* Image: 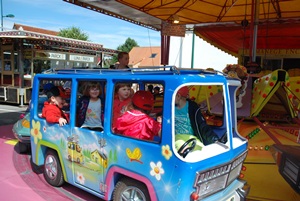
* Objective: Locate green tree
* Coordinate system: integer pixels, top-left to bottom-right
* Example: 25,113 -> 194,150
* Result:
112,37 -> 139,63
58,26 -> 89,41
117,37 -> 138,52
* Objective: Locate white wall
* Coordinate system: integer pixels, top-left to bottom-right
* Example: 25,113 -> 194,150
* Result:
168,33 -> 237,71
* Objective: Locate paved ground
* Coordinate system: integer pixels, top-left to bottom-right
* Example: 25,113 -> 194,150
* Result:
0,103 -> 27,126
0,103 -> 100,201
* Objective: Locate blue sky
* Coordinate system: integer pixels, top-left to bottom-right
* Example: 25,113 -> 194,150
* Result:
3,0 -> 237,70
4,0 -> 161,49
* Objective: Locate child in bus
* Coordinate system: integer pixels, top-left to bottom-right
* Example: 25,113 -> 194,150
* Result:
115,90 -> 161,140
42,86 -> 69,126
112,83 -> 132,128
109,52 -> 130,69
77,81 -> 104,132
175,86 -> 220,145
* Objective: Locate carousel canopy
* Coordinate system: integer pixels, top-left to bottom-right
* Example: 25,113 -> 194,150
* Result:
64,0 -> 300,29
64,0 -> 300,56
195,18 -> 300,56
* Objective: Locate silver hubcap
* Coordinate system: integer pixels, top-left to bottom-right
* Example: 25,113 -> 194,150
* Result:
121,186 -> 146,201
45,155 -> 57,179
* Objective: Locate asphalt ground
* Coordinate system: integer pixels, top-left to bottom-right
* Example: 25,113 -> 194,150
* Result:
0,103 -> 27,126
0,103 -> 100,201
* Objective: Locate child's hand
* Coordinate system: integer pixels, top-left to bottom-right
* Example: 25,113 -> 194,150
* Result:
58,118 -> 67,126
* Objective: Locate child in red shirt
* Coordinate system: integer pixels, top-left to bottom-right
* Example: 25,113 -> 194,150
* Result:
42,86 -> 69,126
115,91 -> 161,140
112,83 -> 132,128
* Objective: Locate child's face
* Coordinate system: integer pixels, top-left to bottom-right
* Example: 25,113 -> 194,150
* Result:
51,96 -> 64,108
119,54 -> 129,66
89,87 -> 100,98
117,86 -> 131,100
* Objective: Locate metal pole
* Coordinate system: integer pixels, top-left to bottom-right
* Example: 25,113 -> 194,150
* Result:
1,0 -> 3,31
18,39 -> 24,106
179,37 -> 183,67
252,0 -> 259,63
191,32 -> 195,69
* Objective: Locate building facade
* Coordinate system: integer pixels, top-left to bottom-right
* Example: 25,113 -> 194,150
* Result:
0,24 -> 117,104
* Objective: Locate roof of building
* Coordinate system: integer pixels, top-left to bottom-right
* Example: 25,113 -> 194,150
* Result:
13,23 -> 59,36
129,46 -> 161,67
0,23 -> 117,55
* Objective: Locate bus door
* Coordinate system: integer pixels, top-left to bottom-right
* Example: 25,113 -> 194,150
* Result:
71,79 -> 107,194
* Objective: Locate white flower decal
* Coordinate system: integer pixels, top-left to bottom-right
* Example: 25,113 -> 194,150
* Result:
150,161 -> 164,181
76,172 -> 85,184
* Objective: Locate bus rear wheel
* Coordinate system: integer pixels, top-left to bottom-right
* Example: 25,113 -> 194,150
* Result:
44,149 -> 64,187
113,177 -> 150,201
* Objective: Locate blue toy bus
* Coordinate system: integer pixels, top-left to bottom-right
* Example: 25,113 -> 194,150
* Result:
30,67 -> 249,200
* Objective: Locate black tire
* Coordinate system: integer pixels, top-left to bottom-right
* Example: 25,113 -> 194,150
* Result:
18,142 -> 29,154
113,177 -> 150,201
43,149 -> 64,187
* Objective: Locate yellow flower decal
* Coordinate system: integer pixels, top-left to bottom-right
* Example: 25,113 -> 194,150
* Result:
162,144 -> 172,160
150,161 -> 164,181
30,120 -> 42,144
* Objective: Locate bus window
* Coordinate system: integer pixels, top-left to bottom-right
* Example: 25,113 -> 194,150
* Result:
76,80 -> 106,132
37,79 -> 71,114
112,82 -> 163,142
174,85 -> 226,159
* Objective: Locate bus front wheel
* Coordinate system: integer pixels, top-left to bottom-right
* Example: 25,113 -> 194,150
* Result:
113,177 -> 150,201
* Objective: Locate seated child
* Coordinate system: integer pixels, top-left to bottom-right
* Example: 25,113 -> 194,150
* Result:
112,83 -> 132,128
77,81 -> 103,132
42,86 -> 69,126
114,91 -> 161,140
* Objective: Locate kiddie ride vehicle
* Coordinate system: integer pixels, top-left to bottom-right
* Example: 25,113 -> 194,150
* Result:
29,66 -> 249,201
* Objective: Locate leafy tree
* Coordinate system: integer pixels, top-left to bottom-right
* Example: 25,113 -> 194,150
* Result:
117,37 -> 139,52
111,37 -> 139,63
58,26 -> 89,41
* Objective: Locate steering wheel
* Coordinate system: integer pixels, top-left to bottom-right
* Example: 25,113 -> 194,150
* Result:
177,138 -> 196,158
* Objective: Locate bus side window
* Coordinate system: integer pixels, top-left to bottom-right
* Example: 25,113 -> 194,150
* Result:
76,81 -> 104,132
113,83 -> 162,142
